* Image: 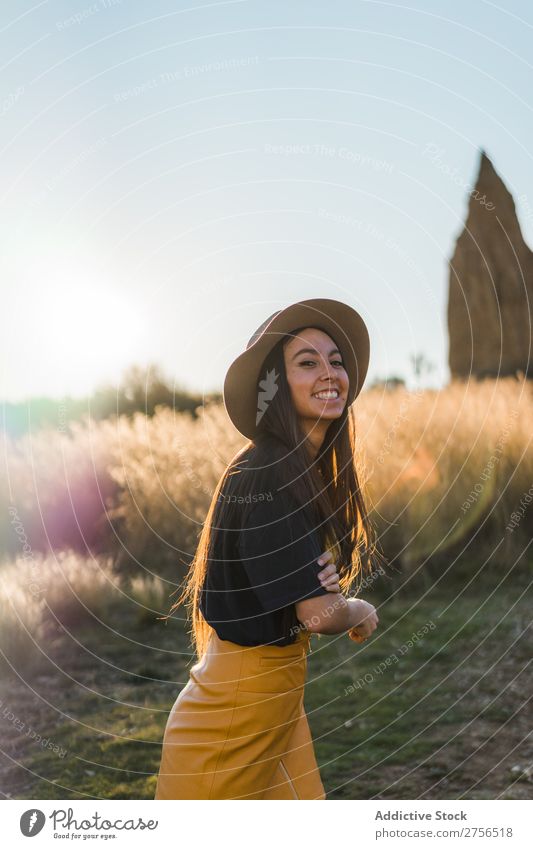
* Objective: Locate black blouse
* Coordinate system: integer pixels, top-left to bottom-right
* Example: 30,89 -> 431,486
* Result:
199,452 -> 330,646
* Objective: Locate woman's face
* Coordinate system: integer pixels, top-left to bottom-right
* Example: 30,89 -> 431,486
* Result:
283,327 -> 349,425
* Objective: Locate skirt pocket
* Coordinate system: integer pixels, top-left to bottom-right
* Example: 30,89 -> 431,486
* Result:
259,654 -> 303,667
238,654 -> 306,694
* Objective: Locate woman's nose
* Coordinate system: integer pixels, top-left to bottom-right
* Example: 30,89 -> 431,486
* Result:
319,360 -> 336,380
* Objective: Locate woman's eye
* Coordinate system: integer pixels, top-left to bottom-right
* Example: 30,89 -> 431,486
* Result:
299,359 -> 344,367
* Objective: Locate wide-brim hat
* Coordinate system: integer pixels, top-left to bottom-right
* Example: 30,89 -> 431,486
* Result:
223,298 -> 370,439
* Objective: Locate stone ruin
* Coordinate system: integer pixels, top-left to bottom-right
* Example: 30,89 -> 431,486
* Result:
447,150 -> 533,379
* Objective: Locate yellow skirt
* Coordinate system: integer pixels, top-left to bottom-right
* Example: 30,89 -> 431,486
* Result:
154,628 -> 326,800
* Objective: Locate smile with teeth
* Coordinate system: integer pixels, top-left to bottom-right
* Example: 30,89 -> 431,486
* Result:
312,389 -> 340,400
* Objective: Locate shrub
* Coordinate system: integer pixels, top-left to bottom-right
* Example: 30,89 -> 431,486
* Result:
0,550 -> 121,677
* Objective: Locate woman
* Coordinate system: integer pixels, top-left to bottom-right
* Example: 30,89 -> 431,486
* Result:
154,297 -> 382,800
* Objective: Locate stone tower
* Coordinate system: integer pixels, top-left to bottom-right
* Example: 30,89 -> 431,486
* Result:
447,150 -> 533,379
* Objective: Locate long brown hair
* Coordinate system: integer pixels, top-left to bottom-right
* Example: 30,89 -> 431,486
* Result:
165,326 -> 384,659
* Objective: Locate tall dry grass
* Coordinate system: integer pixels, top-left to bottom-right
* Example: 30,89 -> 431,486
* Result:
1,379 -> 531,591
357,377 -> 532,568
1,415 -> 119,557
0,550 -> 117,677
106,379 -> 531,575
0,550 -> 172,677
105,402 -> 244,573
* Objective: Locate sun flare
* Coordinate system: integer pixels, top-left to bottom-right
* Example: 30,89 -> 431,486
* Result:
24,271 -> 144,394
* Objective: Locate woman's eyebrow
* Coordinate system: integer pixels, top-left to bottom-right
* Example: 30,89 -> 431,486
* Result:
291,347 -> 342,360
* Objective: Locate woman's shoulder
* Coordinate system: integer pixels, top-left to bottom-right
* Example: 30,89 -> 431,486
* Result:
237,435 -> 288,486
219,438 -> 284,518
227,435 -> 320,526
246,472 -> 318,539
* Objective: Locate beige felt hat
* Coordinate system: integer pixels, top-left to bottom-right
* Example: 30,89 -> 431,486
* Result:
223,298 -> 370,439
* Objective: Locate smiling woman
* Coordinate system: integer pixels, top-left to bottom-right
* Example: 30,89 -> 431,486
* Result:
155,298 -> 381,800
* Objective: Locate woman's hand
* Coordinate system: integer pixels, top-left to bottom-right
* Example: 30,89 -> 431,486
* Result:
317,550 -> 341,593
348,598 -> 379,642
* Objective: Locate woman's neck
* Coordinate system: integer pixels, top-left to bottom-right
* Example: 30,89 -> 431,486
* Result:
300,420 -> 328,461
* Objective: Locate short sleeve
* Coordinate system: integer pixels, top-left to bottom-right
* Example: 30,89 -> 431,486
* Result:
237,493 -> 330,614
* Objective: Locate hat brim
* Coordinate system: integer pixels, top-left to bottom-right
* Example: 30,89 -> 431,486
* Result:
223,298 -> 370,440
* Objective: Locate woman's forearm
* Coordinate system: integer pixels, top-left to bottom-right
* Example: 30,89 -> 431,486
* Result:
298,594 -> 365,635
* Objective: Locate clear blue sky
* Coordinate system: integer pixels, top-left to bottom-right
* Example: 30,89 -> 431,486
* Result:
2,0 -> 533,401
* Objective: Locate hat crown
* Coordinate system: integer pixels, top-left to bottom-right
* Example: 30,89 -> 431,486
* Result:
246,310 -> 281,349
